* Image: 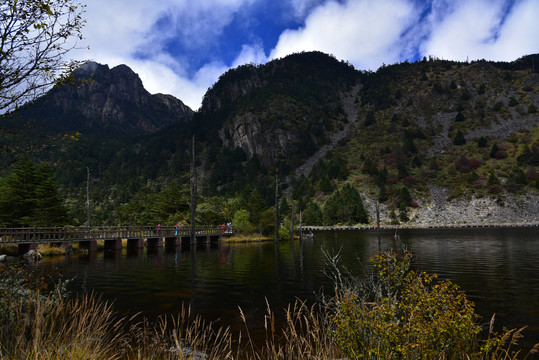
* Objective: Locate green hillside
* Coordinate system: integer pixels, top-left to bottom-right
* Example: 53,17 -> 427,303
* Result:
2,52 -> 538,230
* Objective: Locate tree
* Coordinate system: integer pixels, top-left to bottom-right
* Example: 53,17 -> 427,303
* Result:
489,143 -> 500,158
453,130 -> 466,145
0,158 -> 68,226
1,0 -> 86,114
33,162 -> 68,225
323,184 -> 368,225
232,209 -> 251,234
303,202 -> 322,225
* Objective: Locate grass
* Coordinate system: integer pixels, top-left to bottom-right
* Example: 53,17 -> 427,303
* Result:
222,233 -> 273,243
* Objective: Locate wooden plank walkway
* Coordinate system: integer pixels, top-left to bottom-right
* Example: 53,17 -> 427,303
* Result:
0,226 -> 223,244
302,222 -> 539,231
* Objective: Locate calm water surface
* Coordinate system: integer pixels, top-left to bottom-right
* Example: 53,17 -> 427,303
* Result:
39,227 -> 539,346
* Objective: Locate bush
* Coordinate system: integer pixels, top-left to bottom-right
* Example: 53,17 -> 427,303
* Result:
328,251 -> 538,360
331,252 -> 481,358
232,209 -> 252,234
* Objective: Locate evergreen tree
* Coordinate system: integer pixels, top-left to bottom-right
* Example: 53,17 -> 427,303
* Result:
0,159 -> 69,226
453,130 -> 466,145
322,184 -> 368,225
34,163 -> 69,226
303,202 -> 323,225
489,144 -> 500,158
340,184 -> 369,224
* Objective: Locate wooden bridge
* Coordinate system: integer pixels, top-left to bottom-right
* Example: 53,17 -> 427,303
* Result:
0,226 -> 227,254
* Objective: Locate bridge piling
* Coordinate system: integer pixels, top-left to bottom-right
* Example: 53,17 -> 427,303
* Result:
104,238 -> 122,251
79,240 -> 97,252
146,237 -> 163,248
127,238 -> 144,249
165,236 -> 180,247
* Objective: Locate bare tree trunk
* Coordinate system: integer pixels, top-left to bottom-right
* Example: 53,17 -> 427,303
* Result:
290,198 -> 295,241
86,167 -> 91,227
376,201 -> 381,251
274,169 -> 279,242
299,211 -> 303,240
190,136 -> 197,244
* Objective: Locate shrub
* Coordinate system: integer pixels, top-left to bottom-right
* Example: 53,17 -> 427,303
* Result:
232,209 -> 252,234
328,251 -> 538,360
331,252 -> 482,359
494,150 -> 508,159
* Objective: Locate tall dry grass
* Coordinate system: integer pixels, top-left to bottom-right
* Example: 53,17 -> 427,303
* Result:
0,292 -> 126,359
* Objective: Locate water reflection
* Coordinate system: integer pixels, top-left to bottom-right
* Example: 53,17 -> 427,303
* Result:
38,227 -> 539,347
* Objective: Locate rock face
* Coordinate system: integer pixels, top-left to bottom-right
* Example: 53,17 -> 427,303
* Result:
24,61 -> 193,136
364,186 -> 539,225
198,51 -> 360,169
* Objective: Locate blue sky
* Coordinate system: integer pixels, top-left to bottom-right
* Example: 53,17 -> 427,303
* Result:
74,0 -> 539,110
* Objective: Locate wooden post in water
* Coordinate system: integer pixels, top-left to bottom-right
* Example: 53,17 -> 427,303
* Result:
376,201 -> 381,251
190,136 -> 197,245
274,168 -> 279,242
86,167 -> 91,227
290,198 -> 295,241
299,210 -> 303,240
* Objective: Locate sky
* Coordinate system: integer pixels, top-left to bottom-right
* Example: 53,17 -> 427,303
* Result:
73,0 -> 539,110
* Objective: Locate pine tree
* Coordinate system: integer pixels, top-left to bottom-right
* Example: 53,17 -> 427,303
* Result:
303,202 -> 323,225
0,158 -> 69,227
453,130 -> 466,145
34,163 -> 69,226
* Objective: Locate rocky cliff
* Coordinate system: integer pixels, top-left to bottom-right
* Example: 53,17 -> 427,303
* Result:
23,61 -> 193,136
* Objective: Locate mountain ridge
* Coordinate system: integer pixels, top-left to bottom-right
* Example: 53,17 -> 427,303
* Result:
21,61 -> 194,137
6,51 -> 539,227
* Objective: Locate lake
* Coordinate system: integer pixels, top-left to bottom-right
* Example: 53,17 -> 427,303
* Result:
38,227 -> 539,349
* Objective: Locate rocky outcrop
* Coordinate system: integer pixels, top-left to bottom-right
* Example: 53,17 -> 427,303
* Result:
23,250 -> 42,261
24,61 -> 194,136
365,185 -> 539,225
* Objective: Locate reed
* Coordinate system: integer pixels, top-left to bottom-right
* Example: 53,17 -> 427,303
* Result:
0,291 -> 127,359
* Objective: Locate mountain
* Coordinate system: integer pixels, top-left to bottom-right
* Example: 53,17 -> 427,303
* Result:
21,61 -> 193,136
6,52 -> 539,227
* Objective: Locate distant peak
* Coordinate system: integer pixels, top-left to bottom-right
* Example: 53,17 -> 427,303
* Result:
77,61 -> 107,73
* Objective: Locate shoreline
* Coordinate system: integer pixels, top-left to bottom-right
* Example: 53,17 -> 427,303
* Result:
301,221 -> 539,231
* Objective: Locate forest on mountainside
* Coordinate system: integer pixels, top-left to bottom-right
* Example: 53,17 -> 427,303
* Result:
1,52 -> 538,231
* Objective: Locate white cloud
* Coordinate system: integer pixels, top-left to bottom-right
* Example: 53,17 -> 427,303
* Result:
68,0 -> 539,110
232,43 -> 268,67
270,0 -> 418,71
421,0 -> 539,62
288,0 -> 326,19
73,0 -> 260,109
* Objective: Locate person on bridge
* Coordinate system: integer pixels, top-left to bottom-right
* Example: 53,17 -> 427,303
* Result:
175,223 -> 178,235
157,223 -> 161,235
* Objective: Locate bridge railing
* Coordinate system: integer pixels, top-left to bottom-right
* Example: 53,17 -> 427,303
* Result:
0,226 -> 224,244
